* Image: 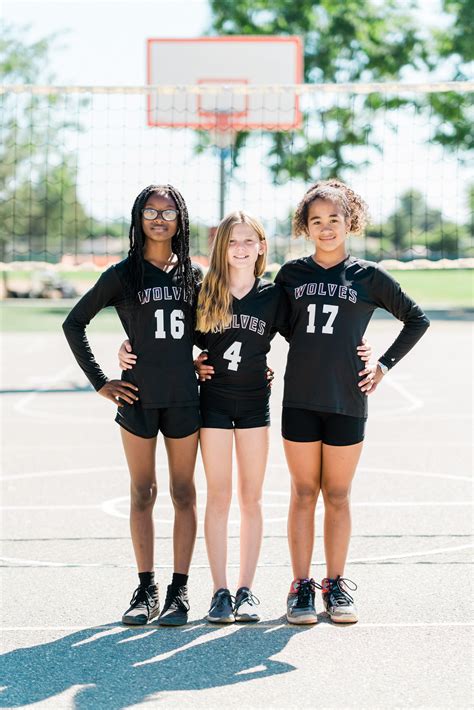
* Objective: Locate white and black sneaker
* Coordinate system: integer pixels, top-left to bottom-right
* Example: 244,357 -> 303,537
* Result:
122,584 -> 160,625
321,576 -> 358,623
234,587 -> 260,622
206,588 -> 235,624
286,578 -> 320,625
158,584 -> 190,626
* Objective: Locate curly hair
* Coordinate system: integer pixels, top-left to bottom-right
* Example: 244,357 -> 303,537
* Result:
292,179 -> 369,237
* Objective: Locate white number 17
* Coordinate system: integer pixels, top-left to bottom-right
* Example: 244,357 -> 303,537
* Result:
306,304 -> 339,334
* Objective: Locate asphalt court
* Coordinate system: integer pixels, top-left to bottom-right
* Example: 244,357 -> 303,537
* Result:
1,319 -> 473,708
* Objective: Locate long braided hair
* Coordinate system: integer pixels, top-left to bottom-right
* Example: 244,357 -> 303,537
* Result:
126,184 -> 195,307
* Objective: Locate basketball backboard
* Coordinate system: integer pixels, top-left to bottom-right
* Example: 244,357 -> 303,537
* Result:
146,37 -> 303,131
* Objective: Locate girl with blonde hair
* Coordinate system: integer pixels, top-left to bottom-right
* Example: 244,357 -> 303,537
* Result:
195,210 -> 288,622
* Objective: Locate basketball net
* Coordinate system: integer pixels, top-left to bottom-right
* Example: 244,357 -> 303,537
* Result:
208,112 -> 237,149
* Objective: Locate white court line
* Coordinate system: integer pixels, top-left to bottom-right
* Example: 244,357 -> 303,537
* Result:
1,465 -> 128,482
13,364 -> 75,417
134,625 -> 240,666
2,622 -> 473,632
3,500 -> 470,513
2,505 -> 100,511
2,464 -> 470,483
358,466 -> 472,483
269,464 -> 472,483
1,542 -> 472,568
376,377 -> 424,416
71,627 -> 124,646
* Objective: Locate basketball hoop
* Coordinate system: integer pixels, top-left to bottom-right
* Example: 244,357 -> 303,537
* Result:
147,37 -> 303,130
146,37 -> 302,218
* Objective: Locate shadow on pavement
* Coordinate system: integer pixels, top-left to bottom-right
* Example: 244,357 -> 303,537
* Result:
0,619 -> 313,708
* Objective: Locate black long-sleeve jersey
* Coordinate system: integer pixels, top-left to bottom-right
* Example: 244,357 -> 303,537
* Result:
196,279 -> 289,401
275,255 -> 430,418
63,258 -> 202,408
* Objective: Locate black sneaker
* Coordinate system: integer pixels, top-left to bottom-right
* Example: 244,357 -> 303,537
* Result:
234,587 -> 260,622
206,588 -> 235,624
321,576 -> 358,623
286,578 -> 320,625
122,584 -> 160,625
158,584 -> 190,626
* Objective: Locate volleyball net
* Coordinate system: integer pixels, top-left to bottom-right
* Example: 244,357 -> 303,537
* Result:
1,81 -> 473,268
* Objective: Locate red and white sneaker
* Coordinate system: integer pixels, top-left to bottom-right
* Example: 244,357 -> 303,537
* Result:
321,576 -> 358,623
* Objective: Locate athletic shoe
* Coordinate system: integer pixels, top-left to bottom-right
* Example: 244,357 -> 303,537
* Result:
158,584 -> 190,626
286,578 -> 320,625
206,588 -> 235,623
122,584 -> 160,625
234,587 -> 260,622
321,576 -> 358,623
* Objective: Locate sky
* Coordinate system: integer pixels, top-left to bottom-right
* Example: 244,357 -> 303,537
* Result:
3,0 -> 212,86
3,0 -> 471,230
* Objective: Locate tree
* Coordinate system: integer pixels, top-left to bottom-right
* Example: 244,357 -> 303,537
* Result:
206,0 -> 431,181
373,189 -> 466,258
0,22 -> 91,261
206,0 -> 472,180
424,0 -> 474,155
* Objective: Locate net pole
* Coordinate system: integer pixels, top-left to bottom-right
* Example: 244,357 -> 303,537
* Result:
219,147 -> 226,220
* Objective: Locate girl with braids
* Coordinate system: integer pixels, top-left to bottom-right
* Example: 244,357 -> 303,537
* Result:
63,184 -> 202,627
275,179 -> 429,625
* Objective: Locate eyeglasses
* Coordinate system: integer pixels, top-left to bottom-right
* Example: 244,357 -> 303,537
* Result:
141,208 -> 178,222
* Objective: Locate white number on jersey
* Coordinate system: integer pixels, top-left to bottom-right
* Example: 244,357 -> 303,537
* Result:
321,304 -> 339,334
306,304 -> 339,335
154,309 -> 185,339
306,303 -> 317,333
170,310 -> 185,339
223,341 -> 242,371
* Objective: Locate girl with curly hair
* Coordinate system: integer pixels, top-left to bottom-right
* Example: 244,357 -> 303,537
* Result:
276,179 -> 430,625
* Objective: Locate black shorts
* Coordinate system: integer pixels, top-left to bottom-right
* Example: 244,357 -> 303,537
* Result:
116,401 -> 201,439
282,407 -> 366,446
200,389 -> 270,430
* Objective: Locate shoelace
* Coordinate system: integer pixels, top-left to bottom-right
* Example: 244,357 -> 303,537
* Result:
235,590 -> 260,610
129,585 -> 155,611
327,577 -> 357,607
211,590 -> 235,612
164,586 -> 190,612
296,579 -> 321,608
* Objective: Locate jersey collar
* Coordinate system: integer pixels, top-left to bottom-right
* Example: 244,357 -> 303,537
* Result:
305,254 -> 352,274
232,277 -> 260,303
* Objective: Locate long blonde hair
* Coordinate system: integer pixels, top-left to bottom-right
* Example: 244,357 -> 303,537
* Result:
197,211 -> 267,333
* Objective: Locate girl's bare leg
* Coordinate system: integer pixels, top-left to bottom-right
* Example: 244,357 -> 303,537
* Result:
235,426 -> 269,589
283,439 -> 322,579
200,428 -> 233,591
164,432 -> 199,574
120,428 -> 158,572
321,442 -> 363,578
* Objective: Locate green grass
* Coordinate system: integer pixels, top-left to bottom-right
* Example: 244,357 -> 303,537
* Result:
3,269 -> 99,282
391,270 -> 473,308
1,269 -> 472,332
0,303 -> 123,333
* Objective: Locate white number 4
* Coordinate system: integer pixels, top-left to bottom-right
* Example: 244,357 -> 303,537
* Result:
223,341 -> 242,371
306,304 -> 339,335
